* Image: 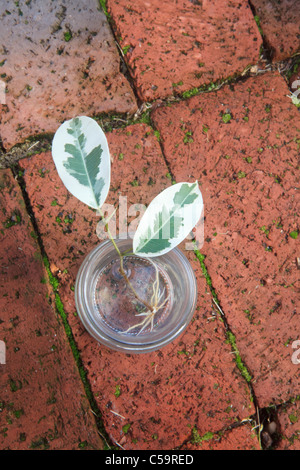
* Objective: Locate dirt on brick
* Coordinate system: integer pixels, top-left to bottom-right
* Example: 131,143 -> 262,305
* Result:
183,423 -> 260,450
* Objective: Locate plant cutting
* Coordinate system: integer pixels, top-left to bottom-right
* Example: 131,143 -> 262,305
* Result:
52,116 -> 203,353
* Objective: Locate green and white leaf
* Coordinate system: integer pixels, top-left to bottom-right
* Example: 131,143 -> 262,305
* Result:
133,182 -> 203,257
52,116 -> 110,210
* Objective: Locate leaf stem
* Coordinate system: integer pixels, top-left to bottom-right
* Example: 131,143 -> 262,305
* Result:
97,208 -> 153,311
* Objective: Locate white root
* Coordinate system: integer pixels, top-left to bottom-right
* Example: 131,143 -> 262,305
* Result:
124,261 -> 170,335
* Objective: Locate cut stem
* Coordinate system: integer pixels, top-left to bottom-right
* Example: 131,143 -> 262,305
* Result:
119,255 -> 153,311
98,208 -> 153,312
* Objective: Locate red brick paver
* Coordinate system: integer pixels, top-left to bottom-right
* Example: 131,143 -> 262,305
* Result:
0,0 -> 137,150
250,0 -> 300,61
107,0 -> 262,101
152,71 -> 300,408
20,124 -> 257,450
0,170 -> 102,450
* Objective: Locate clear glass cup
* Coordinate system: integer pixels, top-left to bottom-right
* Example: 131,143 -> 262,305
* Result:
75,239 -> 197,353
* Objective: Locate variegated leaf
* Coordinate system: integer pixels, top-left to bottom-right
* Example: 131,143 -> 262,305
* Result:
133,182 -> 203,257
52,116 -> 110,210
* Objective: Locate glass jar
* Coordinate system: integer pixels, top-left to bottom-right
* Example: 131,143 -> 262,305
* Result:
75,239 -> 197,353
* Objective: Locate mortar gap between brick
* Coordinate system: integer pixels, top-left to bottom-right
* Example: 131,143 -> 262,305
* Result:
248,0 -> 273,63
182,417 -> 260,450
149,115 -> 177,184
0,134 -> 53,169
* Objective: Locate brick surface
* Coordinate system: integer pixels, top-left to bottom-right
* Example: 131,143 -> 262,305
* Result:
20,124 -> 256,450
152,72 -> 300,408
107,0 -> 262,102
0,0 -> 137,150
250,0 -> 300,61
0,169 -> 102,450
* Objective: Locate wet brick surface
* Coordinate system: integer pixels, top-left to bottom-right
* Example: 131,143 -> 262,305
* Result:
0,0 -> 137,150
0,169 -> 102,450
